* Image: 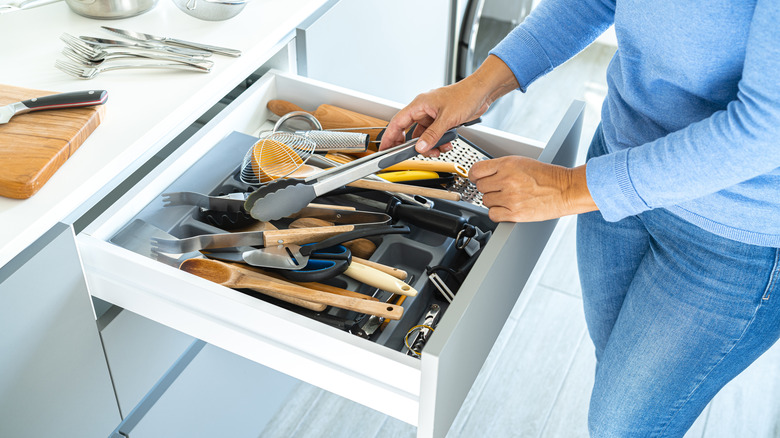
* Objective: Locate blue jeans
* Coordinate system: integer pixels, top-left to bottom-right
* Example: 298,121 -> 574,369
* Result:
576,125 -> 780,437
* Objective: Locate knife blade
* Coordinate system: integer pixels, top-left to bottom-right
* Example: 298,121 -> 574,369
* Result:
101,26 -> 242,57
0,90 -> 108,125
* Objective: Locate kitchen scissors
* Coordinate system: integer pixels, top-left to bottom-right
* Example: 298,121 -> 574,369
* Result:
279,244 -> 352,282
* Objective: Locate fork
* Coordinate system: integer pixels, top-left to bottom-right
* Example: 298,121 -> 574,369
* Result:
61,33 -> 211,64
78,35 -> 211,57
61,47 -> 214,69
161,192 -> 248,212
55,59 -> 211,79
61,33 -> 210,61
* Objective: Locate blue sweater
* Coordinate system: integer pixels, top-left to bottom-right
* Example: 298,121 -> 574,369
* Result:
490,0 -> 780,247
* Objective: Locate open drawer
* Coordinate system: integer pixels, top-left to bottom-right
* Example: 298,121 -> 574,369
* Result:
77,70 -> 584,438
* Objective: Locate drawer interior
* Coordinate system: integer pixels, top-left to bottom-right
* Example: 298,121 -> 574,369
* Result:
79,70 -> 563,429
106,125 -> 497,357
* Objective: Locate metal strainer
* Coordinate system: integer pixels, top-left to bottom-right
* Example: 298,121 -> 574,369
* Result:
239,132 -> 316,186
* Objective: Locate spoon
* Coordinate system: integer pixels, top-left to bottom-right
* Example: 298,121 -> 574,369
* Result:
179,258 -> 404,319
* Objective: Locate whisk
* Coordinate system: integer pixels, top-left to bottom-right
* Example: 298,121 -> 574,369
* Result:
239,132 -> 316,186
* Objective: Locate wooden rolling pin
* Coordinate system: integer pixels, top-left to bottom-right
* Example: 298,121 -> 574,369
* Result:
267,100 -> 389,143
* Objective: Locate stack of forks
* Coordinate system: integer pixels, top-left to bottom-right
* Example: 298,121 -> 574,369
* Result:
55,33 -> 215,79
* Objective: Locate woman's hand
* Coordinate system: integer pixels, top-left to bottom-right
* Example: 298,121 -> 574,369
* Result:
379,55 -> 520,156
470,157 -> 598,222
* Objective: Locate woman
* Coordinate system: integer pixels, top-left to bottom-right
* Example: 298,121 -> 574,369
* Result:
379,0 -> 780,435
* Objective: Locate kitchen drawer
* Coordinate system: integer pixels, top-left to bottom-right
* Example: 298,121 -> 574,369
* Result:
77,70 -> 583,438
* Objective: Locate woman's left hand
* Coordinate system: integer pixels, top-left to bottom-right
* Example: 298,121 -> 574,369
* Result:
470,157 -> 598,222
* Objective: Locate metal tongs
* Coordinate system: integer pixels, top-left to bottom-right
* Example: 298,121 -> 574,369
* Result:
244,123 -> 473,222
160,191 -> 392,225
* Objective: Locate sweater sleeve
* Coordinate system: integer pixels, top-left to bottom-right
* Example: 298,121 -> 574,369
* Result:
586,0 -> 780,222
489,0 -> 616,91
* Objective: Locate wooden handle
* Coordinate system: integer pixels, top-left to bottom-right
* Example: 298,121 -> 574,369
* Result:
231,220 -> 278,233
288,280 -> 380,301
251,267 -> 379,301
383,160 -> 469,178
343,239 -> 377,259
245,286 -> 327,311
352,257 -> 407,280
262,225 -> 355,245
347,179 -> 462,201
267,99 -> 307,116
267,101 -> 389,131
234,268 -> 403,319
212,261 -> 325,311
313,104 -> 389,130
306,203 -> 356,211
344,263 -> 417,297
267,100 -> 388,144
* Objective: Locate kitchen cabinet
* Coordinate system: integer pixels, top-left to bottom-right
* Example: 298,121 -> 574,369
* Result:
0,223 -> 120,437
299,0 -> 453,104
76,70 -> 584,437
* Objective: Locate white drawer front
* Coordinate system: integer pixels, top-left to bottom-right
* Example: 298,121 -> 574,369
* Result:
78,71 -> 584,436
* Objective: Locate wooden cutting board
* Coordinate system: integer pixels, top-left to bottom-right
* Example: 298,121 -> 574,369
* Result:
0,84 -> 106,199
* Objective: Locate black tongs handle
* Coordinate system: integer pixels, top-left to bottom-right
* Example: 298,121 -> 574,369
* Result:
300,224 -> 410,257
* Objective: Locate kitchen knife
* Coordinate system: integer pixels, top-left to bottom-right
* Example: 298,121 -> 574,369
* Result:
0,90 -> 108,125
101,26 -> 242,57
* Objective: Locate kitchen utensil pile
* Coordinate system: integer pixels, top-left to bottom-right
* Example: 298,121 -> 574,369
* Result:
54,26 -> 241,79
110,102 -> 495,355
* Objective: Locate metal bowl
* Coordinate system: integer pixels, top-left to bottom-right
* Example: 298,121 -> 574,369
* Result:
172,0 -> 247,21
64,0 -> 158,18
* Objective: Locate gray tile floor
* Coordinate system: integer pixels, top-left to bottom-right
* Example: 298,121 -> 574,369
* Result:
259,43 -> 780,437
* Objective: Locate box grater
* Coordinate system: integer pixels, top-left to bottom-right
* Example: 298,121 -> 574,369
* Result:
409,135 -> 492,207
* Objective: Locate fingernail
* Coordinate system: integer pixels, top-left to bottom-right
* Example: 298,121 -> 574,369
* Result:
416,140 -> 428,153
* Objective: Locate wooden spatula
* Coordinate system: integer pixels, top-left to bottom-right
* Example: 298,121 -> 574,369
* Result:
180,258 -> 403,319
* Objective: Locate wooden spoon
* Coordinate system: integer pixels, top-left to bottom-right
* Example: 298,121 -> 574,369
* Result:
180,258 -> 403,319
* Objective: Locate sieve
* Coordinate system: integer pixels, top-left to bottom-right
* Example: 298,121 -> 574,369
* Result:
239,132 -> 316,186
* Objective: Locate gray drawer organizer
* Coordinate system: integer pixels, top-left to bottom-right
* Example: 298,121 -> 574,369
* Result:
109,130 -> 497,355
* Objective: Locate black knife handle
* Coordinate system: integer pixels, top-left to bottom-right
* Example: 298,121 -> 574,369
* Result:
20,90 -> 108,113
386,197 -> 473,238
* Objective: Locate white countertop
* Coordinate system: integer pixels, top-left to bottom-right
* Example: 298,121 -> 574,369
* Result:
0,0 -> 329,267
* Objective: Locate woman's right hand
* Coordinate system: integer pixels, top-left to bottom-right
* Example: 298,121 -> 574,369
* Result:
379,55 -> 520,156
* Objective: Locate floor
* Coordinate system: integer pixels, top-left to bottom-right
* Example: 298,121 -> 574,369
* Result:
257,42 -> 780,437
